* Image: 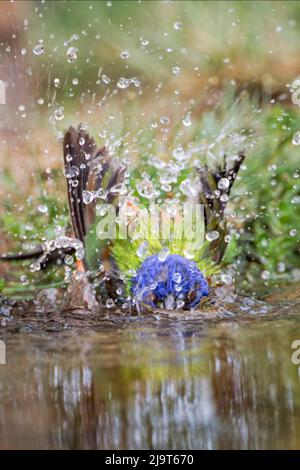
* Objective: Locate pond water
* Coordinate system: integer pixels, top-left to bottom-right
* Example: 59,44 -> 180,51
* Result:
0,284 -> 300,449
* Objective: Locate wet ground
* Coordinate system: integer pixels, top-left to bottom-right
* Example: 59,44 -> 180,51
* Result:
0,284 -> 300,449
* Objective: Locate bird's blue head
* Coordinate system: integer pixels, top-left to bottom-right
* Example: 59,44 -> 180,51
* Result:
131,253 -> 209,310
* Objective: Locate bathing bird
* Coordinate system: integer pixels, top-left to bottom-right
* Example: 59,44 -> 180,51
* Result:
61,125 -> 244,311
0,124 -> 244,311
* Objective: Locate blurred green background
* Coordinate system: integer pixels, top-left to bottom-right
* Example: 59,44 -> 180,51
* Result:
23,0 -> 300,92
2,0 -> 300,111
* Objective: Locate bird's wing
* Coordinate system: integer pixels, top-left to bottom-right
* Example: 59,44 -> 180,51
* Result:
198,153 -> 245,263
63,125 -> 126,273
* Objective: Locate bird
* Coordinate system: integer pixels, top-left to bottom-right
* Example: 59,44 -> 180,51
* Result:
0,124 -> 245,312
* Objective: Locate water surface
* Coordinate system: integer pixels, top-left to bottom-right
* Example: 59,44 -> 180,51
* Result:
0,284 -> 300,449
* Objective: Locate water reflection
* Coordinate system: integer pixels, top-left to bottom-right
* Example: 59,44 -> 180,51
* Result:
1,311 -> 300,449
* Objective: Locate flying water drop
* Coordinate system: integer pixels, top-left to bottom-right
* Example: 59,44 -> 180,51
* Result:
292,131 -> 300,145
172,272 -> 182,284
137,241 -> 149,259
182,114 -> 192,127
54,106 -> 64,121
174,21 -> 183,30
218,177 -> 230,190
120,50 -> 130,59
158,247 -> 169,262
67,47 -> 78,63
33,43 -> 44,56
82,190 -> 94,205
206,231 -> 220,241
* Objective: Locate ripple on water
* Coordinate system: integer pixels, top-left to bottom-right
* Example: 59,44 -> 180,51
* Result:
1,283 -> 300,334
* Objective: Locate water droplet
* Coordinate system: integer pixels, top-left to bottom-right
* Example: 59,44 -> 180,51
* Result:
71,33 -> 80,41
172,272 -> 182,284
174,21 -> 183,30
149,282 -> 158,291
64,165 -> 80,179
67,46 -> 78,63
117,77 -> 129,89
37,98 -> 44,105
38,204 -> 48,214
179,179 -> 198,197
101,74 -> 111,85
261,270 -> 270,280
136,179 -> 155,199
160,116 -> 170,125
30,261 -> 41,272
206,230 -> 220,241
218,177 -> 230,190
82,190 -> 94,205
120,50 -> 130,59
72,77 -> 79,85
221,273 -> 233,285
106,298 -> 114,308
173,145 -> 190,162
20,274 -> 28,284
53,78 -> 60,88
165,294 -> 175,310
109,183 -> 124,195
54,106 -> 64,121
290,229 -> 297,237
291,195 -> 300,205
292,131 -> 300,145
33,43 -> 44,55
172,66 -> 181,75
64,255 -> 74,266
130,77 -> 141,87
98,206 -> 108,216
139,37 -> 149,47
137,241 -> 149,259
75,245 -> 85,261
277,262 -> 286,273
158,247 -> 169,262
152,156 -> 165,169
220,193 -> 229,203
182,113 -> 192,127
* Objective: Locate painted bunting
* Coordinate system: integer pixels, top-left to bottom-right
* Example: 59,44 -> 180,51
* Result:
0,124 -> 244,311
62,125 -> 244,311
